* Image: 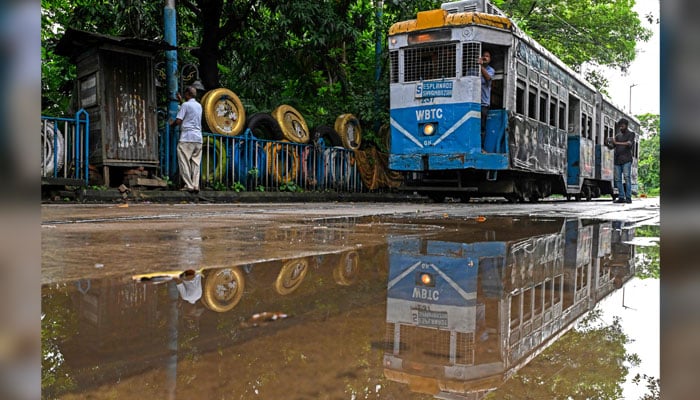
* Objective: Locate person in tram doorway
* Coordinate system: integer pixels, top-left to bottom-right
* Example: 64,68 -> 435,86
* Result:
612,118 -> 635,203
170,85 -> 203,194
478,49 -> 495,149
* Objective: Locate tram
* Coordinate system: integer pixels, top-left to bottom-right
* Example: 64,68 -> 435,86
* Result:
388,0 -> 639,202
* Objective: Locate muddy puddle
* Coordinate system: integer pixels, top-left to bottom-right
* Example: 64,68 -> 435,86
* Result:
42,217 -> 659,399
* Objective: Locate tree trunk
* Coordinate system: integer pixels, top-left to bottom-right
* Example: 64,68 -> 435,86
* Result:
196,0 -> 224,90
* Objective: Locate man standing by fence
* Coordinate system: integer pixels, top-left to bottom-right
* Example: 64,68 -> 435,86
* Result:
170,86 -> 203,193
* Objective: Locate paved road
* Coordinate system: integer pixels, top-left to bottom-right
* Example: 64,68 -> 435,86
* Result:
41,197 -> 659,284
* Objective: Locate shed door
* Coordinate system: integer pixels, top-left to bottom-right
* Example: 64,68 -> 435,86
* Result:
102,50 -> 158,163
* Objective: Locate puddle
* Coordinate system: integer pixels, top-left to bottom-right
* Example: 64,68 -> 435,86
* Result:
42,217 -> 659,399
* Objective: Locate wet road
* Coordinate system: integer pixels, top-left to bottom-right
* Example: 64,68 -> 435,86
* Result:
41,198 -> 660,399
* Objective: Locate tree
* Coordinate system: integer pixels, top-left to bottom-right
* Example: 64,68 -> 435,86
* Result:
41,0 -> 653,135
490,311 -> 640,399
636,113 -> 660,195
494,0 -> 652,73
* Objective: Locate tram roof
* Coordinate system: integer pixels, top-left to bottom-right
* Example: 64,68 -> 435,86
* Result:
389,9 -> 513,36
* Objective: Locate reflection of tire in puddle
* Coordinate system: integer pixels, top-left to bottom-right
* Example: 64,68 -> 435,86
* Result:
274,258 -> 309,295
201,267 -> 245,313
333,251 -> 360,286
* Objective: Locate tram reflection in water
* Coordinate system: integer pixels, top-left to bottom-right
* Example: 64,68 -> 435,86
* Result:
383,219 -> 635,398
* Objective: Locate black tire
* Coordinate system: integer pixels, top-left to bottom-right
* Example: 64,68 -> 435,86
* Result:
247,112 -> 283,140
312,125 -> 342,147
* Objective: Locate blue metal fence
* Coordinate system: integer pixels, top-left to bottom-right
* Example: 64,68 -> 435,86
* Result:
162,127 -> 364,192
41,109 -> 90,184
40,109 -> 363,192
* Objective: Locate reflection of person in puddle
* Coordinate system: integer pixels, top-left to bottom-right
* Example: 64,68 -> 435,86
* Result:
173,269 -> 203,304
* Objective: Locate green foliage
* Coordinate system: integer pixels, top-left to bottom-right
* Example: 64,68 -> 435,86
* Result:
279,181 -> 302,192
633,225 -> 660,280
231,181 -> 245,192
42,285 -> 78,397
490,312 -> 639,399
42,0 -> 652,131
498,0 -> 652,73
636,114 -> 660,196
632,373 -> 660,400
210,180 -> 228,191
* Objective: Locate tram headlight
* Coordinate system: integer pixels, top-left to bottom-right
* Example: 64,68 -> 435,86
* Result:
415,272 -> 435,287
422,123 -> 436,136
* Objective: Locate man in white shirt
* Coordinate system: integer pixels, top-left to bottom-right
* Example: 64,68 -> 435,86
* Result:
173,269 -> 203,304
170,86 -> 203,193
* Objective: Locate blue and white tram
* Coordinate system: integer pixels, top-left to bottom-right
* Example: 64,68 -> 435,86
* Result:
388,0 -> 639,202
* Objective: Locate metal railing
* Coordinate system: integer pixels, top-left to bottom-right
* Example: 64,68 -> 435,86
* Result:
41,109 -> 90,184
162,127 -> 364,193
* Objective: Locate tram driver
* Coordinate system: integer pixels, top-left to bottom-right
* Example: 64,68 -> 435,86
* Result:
478,49 -> 495,147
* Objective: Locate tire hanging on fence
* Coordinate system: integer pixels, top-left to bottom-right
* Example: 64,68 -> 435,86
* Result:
203,88 -> 246,136
272,105 -> 310,144
246,112 -> 284,140
264,142 -> 299,184
333,251 -> 360,286
334,113 -> 362,150
201,136 -> 227,184
274,258 -> 309,295
311,125 -> 342,147
378,123 -> 391,152
41,121 -> 65,177
201,267 -> 245,313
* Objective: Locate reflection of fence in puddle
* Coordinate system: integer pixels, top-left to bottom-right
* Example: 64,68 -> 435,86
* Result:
383,219 -> 637,398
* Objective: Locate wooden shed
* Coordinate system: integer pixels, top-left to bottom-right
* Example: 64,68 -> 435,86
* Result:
56,29 -> 174,186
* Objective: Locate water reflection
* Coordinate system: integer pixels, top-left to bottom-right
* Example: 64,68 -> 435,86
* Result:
383,219 -> 637,398
41,218 -> 652,399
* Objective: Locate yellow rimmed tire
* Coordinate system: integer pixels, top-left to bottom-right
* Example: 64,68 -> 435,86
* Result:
264,142 -> 299,184
200,136 -> 227,184
274,258 -> 309,295
272,104 -> 310,144
201,266 -> 245,313
203,88 -> 246,136
334,114 -> 362,150
333,251 -> 360,286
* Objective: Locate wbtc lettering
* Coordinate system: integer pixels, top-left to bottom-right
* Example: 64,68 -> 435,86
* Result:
412,287 -> 439,301
415,108 -> 443,121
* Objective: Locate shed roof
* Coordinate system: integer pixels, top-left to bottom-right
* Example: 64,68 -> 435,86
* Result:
55,28 -> 176,60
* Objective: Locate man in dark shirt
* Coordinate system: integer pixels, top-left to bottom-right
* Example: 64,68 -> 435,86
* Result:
612,118 -> 635,203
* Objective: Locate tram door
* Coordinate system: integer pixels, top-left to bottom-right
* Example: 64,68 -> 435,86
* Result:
484,45 -> 508,154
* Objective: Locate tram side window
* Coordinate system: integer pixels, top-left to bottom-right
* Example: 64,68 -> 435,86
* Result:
549,97 -> 557,127
568,95 -> 580,134
581,112 -> 588,138
528,86 -> 537,119
587,115 -> 593,140
539,91 -> 548,123
516,79 -> 526,115
558,100 -> 566,130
